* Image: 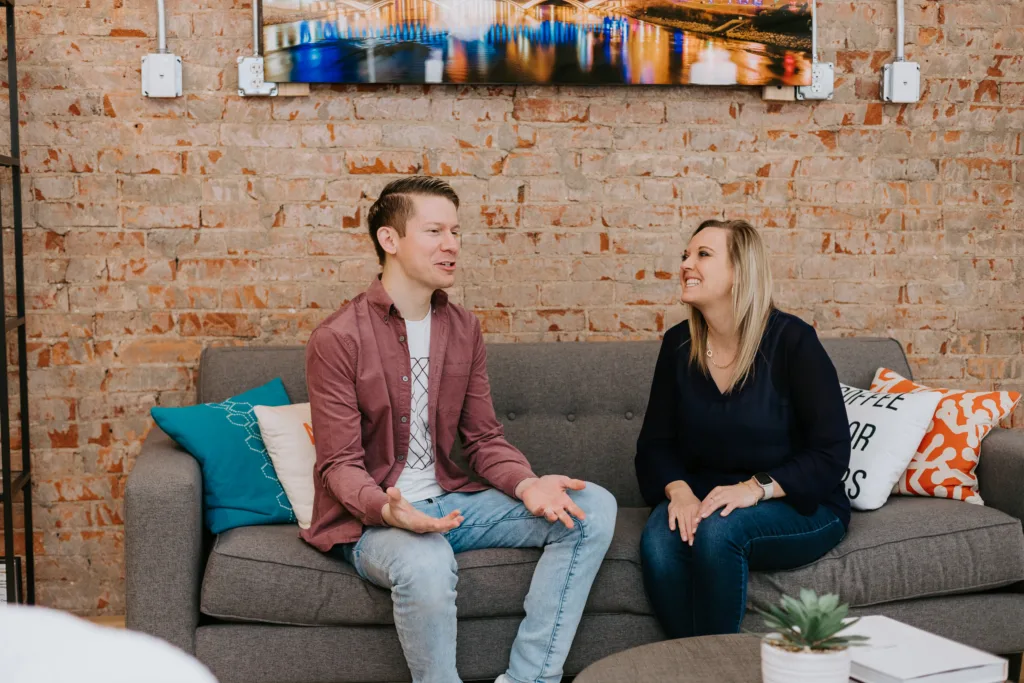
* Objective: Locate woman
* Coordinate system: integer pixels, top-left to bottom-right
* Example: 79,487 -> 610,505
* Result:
635,219 -> 851,638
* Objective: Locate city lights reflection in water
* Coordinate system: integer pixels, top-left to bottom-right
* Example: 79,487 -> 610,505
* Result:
263,0 -> 809,86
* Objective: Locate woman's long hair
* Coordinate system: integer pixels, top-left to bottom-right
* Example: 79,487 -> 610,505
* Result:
687,219 -> 775,394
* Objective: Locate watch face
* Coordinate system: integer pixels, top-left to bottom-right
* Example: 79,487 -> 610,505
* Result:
755,473 -> 772,486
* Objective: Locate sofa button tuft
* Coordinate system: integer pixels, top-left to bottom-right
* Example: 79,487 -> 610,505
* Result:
567,413 -> 576,422
625,411 -> 634,420
507,412 -> 516,421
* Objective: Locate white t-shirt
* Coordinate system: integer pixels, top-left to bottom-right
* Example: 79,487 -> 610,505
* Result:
394,308 -> 445,503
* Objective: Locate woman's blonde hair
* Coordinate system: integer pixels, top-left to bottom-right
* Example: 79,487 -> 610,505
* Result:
687,219 -> 775,394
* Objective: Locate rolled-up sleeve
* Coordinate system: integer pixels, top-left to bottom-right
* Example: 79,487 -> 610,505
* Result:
306,327 -> 389,527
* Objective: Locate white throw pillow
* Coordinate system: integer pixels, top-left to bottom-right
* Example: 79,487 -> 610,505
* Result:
254,402 -> 316,529
839,383 -> 943,511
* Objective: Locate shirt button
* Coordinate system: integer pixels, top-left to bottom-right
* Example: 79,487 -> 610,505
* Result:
399,335 -> 406,342
625,411 -> 634,420
507,412 -> 516,421
567,413 -> 576,422
402,376 -> 409,382
401,416 -> 408,423
397,455 -> 405,462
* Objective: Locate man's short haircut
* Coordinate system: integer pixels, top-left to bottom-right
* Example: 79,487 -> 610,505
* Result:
366,176 -> 460,265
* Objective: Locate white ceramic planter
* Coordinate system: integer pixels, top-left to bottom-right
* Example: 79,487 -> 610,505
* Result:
761,636 -> 851,683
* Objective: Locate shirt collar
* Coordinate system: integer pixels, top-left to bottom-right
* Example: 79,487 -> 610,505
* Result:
367,275 -> 448,322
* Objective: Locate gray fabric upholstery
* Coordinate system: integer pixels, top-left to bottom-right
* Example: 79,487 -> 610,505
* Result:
195,614 -> 665,683
200,508 -> 652,625
194,336 -> 909,507
198,345 -> 309,404
125,427 -> 204,654
201,496 -> 1024,628
748,496 -> 1024,608
125,334 -> 1024,683
194,594 -> 1024,683
978,428 -> 1024,522
819,336 -> 912,389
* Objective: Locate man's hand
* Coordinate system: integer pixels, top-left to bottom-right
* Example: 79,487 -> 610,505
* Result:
518,475 -> 587,529
381,487 -> 464,534
698,481 -> 762,519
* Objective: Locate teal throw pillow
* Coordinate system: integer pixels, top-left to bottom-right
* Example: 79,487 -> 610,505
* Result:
150,377 -> 296,533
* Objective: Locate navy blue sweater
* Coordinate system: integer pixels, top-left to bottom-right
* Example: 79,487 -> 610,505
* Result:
635,310 -> 852,529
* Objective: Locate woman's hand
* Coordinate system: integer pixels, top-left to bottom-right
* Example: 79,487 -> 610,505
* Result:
698,481 -> 763,519
665,482 -> 703,546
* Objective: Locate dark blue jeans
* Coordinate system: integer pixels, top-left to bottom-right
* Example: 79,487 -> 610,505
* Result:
640,499 -> 846,638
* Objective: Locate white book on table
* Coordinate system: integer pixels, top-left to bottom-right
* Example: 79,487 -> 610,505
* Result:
843,616 -> 1008,683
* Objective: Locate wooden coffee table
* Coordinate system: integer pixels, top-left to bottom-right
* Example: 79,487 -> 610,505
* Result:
574,634 -> 764,683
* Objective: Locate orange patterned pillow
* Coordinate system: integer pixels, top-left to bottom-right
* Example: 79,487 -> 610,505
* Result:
870,368 -> 1021,504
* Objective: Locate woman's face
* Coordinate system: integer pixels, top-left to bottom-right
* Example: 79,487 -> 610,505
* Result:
680,227 -> 735,308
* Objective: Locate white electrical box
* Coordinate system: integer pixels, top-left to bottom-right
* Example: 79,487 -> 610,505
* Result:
796,62 -> 835,100
238,56 -> 278,97
141,53 -> 182,98
881,61 -> 921,103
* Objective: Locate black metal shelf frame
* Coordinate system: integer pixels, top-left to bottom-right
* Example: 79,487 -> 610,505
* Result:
1,0 -> 35,605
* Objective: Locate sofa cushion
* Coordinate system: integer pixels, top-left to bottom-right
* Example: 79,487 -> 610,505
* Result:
201,497 -> 1024,626
201,507 -> 652,626
749,496 -> 1024,608
195,337 -> 912,509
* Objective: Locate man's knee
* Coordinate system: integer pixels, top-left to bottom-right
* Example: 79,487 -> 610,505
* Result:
388,534 -> 458,595
574,482 -> 617,544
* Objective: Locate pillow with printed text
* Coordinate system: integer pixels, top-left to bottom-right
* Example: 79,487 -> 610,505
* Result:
839,383 -> 943,511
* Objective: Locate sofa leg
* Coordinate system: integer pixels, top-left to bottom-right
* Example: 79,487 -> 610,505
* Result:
1008,652 -> 1022,682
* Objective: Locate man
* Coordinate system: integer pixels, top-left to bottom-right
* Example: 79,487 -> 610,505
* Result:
301,176 -> 617,683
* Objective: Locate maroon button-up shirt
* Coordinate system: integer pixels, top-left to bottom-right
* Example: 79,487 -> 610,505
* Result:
300,278 -> 538,551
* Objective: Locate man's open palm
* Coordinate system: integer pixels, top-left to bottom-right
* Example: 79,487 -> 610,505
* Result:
521,475 -> 588,529
381,487 -> 463,534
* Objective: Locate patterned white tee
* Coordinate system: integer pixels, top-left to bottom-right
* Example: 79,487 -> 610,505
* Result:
393,309 -> 445,503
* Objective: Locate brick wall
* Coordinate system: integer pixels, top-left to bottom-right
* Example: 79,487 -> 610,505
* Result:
0,0 -> 1020,614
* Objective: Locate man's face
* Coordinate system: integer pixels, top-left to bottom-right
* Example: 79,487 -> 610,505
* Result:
384,194 -> 461,290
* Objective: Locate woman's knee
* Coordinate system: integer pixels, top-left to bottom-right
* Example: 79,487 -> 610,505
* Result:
690,510 -> 746,558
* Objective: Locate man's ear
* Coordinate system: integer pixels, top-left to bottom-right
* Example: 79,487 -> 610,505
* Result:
377,226 -> 399,257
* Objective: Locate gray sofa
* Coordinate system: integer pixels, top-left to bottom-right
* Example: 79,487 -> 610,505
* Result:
126,337 -> 1024,683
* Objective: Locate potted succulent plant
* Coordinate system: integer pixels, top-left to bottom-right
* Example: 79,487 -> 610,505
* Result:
753,589 -> 869,683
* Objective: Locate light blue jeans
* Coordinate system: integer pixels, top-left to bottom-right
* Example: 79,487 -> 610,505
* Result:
332,485 -> 617,683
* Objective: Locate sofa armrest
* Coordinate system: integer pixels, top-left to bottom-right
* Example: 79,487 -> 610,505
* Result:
125,426 -> 204,654
978,428 -> 1024,522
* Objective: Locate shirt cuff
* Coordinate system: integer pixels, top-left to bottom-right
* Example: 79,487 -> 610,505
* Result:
359,487 -> 391,527
493,466 -> 538,500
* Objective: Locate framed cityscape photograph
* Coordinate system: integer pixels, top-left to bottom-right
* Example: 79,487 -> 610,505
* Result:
261,0 -> 813,86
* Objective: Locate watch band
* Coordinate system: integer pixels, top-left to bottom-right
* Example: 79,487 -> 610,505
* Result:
754,474 -> 774,501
